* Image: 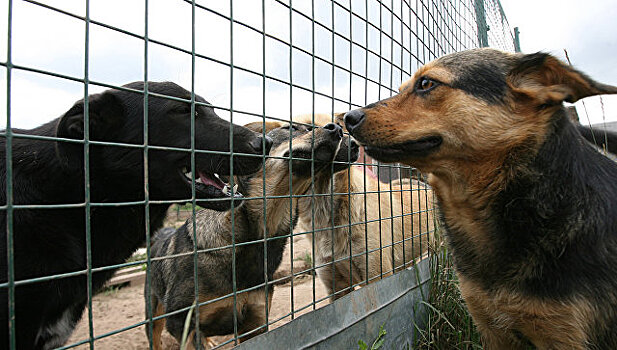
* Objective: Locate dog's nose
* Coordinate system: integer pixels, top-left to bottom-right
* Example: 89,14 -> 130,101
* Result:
323,123 -> 343,138
250,136 -> 273,154
344,109 -> 365,132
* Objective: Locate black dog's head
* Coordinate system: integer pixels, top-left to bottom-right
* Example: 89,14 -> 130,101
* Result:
55,81 -> 272,211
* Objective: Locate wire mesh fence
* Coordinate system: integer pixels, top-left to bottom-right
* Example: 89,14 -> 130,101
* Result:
1,0 -> 516,349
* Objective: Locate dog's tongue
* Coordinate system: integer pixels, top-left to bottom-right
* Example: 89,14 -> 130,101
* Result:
198,171 -> 226,190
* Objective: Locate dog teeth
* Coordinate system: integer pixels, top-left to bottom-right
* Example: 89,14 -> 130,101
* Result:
185,171 -> 192,178
232,184 -> 238,193
222,185 -> 229,195
195,177 -> 203,184
214,173 -> 221,180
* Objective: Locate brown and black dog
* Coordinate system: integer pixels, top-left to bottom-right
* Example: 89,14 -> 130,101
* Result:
344,48 -> 617,349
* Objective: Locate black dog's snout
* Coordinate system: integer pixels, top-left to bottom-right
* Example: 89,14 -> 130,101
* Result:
344,109 -> 365,132
324,123 -> 343,138
250,136 -> 273,154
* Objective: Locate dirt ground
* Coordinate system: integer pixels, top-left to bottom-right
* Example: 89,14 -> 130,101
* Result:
67,235 -> 330,349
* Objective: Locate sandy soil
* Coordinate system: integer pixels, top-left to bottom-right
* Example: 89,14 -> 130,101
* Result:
67,235 -> 329,349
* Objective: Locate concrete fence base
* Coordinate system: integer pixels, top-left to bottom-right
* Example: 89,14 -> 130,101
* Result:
238,258 -> 432,350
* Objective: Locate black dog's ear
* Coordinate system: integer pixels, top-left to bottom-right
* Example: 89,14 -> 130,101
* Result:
508,52 -> 617,106
56,90 -> 124,169
243,121 -> 282,134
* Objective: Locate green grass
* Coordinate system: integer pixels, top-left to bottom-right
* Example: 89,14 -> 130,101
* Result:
123,251 -> 148,271
99,283 -> 127,296
125,252 -> 147,264
180,301 -> 197,350
414,235 -> 483,349
176,203 -> 203,211
359,324 -> 387,350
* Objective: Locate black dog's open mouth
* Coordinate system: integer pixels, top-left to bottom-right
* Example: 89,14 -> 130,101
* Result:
179,168 -> 243,201
363,136 -> 442,163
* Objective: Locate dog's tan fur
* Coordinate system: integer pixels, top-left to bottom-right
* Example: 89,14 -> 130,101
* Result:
458,276 -> 594,350
294,113 -> 435,301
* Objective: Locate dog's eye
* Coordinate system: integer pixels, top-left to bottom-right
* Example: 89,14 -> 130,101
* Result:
173,104 -> 192,114
416,77 -> 438,93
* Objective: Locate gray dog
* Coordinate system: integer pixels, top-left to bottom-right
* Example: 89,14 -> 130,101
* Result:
147,120 -> 357,349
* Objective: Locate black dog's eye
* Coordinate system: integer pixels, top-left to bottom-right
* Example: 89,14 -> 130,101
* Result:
416,77 -> 438,93
173,103 -> 203,117
173,104 -> 192,114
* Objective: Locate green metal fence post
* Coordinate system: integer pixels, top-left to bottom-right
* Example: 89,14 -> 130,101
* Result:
474,0 -> 489,47
143,0 -> 154,349
83,1 -> 95,348
5,1 -> 15,348
514,26 -> 521,52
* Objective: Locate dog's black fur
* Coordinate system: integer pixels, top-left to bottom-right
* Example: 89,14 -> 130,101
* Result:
454,113 -> 617,291
578,124 -> 617,155
0,81 -> 270,349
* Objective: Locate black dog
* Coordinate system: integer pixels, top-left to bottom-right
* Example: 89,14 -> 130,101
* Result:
0,81 -> 271,349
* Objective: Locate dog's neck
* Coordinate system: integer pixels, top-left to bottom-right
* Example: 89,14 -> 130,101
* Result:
237,164 -> 313,239
2,124 -> 83,204
434,109 -> 616,289
427,110 -> 560,251
1,121 -> 171,274
298,166 -> 368,230
1,120 -> 162,205
297,167 -> 362,229
307,168 -> 347,197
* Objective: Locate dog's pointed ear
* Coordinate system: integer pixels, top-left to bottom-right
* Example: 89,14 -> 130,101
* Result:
56,90 -> 124,169
243,121 -> 282,134
508,52 -> 617,106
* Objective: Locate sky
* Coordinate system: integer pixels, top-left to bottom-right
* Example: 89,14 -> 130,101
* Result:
500,0 -> 617,125
1,0 -> 390,129
0,0 -> 615,130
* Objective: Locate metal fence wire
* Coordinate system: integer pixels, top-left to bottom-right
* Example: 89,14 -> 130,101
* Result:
1,0 -> 517,349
